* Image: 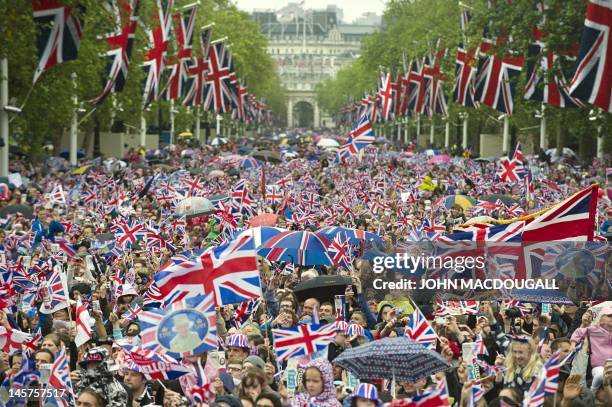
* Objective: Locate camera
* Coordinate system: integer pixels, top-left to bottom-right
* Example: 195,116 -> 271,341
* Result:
505,307 -> 522,319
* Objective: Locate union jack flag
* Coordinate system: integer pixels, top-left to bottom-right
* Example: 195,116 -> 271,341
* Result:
121,303 -> 142,321
404,303 -> 437,350
523,374 -> 546,407
182,23 -> 212,107
272,323 -> 336,361
180,359 -> 214,405
164,3 -> 198,101
39,267 -> 69,314
142,0 -> 174,106
468,381 -> 485,407
32,0 -> 84,83
152,235 -> 260,306
474,39 -> 524,114
336,114 -> 376,162
544,348 -> 579,395
91,0 -> 140,104
44,347 -> 75,407
113,219 -> 146,249
378,72 -> 394,121
569,0 -> 612,112
230,298 -> 261,329
327,233 -> 352,269
203,41 -> 231,113
120,343 -> 193,380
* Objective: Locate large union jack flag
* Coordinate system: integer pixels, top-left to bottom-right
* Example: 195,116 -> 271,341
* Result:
90,0 -> 139,104
454,46 -> 479,107
569,0 -> 612,112
378,72 -> 394,121
181,24 -> 212,107
32,0 -> 84,83
142,0 -> 174,107
152,235 -> 261,306
474,43 -> 524,115
203,41 -> 231,113
272,323 -> 336,361
164,3 -> 197,101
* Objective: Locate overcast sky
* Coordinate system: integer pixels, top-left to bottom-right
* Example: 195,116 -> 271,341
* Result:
232,0 -> 387,23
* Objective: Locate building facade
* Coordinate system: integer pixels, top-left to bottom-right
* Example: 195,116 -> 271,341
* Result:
250,5 -> 379,128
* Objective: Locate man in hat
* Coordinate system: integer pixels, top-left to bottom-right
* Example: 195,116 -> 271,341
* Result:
226,333 -> 250,361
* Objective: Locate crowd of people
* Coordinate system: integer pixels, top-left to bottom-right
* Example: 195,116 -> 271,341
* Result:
0,131 -> 610,407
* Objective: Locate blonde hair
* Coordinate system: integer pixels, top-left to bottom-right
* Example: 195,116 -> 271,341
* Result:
504,339 -> 542,384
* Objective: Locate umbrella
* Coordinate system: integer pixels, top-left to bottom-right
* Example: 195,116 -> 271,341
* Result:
248,214 -> 278,227
375,137 -> 390,144
334,337 -> 449,383
509,289 -> 574,305
481,194 -> 518,206
546,147 -> 576,162
241,157 -> 261,169
316,138 -> 340,148
442,195 -> 476,209
71,165 -> 91,175
231,226 -> 286,248
251,150 -> 282,163
427,155 -> 451,165
176,197 -> 215,217
0,204 -> 34,219
207,194 -> 229,203
59,149 -> 85,159
259,231 -> 334,266
292,275 -> 352,302
317,226 -> 383,245
210,137 -> 228,146
208,170 -> 226,178
178,131 -> 193,138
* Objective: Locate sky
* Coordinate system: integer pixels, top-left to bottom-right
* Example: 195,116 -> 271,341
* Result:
232,0 -> 386,23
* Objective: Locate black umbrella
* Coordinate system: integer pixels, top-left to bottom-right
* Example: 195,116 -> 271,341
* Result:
292,275 -> 352,303
251,150 -> 281,163
0,204 -> 34,219
481,194 -> 518,206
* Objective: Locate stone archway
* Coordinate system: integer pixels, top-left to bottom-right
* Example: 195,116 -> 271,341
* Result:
293,100 -> 314,128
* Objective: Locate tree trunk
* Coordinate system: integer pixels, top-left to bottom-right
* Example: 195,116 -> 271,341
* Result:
93,117 -> 101,158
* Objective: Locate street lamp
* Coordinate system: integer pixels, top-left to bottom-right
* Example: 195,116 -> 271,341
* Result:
458,111 -> 468,149
589,108 -> 604,158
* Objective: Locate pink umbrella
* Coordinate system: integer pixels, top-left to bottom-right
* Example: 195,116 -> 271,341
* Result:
427,155 -> 451,164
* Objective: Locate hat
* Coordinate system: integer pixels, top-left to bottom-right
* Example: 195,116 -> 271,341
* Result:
244,355 -> 266,370
334,321 -> 348,332
346,324 -> 365,337
345,383 -> 382,407
226,333 -> 249,349
600,306 -> 612,317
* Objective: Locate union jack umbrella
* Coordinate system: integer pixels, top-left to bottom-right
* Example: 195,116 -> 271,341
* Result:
271,323 -> 336,361
32,0 -> 84,83
259,230 -> 334,266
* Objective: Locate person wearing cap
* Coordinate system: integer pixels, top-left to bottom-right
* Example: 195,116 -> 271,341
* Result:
342,383 -> 382,407
74,347 -> 129,407
226,333 -> 250,361
570,306 -> 612,393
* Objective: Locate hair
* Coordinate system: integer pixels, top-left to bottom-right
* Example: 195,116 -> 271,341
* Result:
248,334 -> 265,347
239,368 -> 267,401
505,339 -> 541,384
227,357 -> 244,366
257,392 -> 283,407
302,366 -> 323,388
42,333 -> 62,348
550,337 -> 571,353
34,348 -> 55,362
321,301 -> 333,309
77,388 -> 105,407
279,292 -> 299,310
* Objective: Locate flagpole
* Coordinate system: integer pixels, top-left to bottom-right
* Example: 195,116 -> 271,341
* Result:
502,114 -> 510,154
195,105 -> 201,142
70,73 -> 78,166
461,112 -> 468,150
429,117 -> 435,147
169,99 -> 175,145
538,103 -> 547,150
444,117 -> 450,148
0,58 -> 9,177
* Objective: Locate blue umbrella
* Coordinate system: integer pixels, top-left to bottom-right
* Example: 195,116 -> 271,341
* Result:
333,337 -> 449,382
230,226 -> 287,248
59,149 -> 85,159
510,289 -> 574,305
259,231 -> 333,266
317,226 -> 382,245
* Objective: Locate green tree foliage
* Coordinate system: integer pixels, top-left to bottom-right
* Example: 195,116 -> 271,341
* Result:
0,0 -> 285,155
316,0 -> 610,157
